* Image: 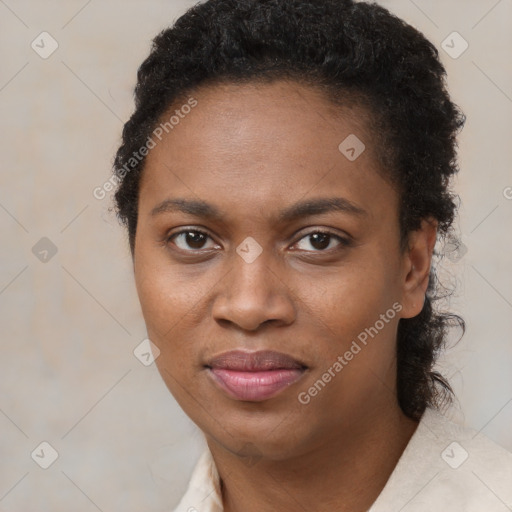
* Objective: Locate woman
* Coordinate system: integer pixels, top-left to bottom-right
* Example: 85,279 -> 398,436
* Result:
112,0 -> 512,510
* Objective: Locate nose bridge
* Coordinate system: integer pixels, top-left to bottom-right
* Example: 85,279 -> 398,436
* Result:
231,248 -> 274,296
225,241 -> 279,305
212,242 -> 295,330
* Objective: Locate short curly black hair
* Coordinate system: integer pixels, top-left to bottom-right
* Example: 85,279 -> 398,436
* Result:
113,0 -> 466,420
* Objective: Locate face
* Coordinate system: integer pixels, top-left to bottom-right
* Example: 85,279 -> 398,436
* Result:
133,80 -> 434,460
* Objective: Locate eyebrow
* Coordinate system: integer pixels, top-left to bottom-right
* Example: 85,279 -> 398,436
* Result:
150,197 -> 367,222
151,198 -> 224,220
277,197 -> 367,222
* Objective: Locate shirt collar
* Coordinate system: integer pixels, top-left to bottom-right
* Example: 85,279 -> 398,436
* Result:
173,406 -> 443,512
174,447 -> 223,512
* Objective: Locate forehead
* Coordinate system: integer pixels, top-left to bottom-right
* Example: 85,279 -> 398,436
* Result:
166,80 -> 375,156
138,80 -> 397,225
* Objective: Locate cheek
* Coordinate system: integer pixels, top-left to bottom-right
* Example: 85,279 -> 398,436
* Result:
134,249 -> 200,335
309,259 -> 399,334
134,260 -> 203,399
133,248 -> 213,388
297,252 -> 402,394
295,278 -> 400,420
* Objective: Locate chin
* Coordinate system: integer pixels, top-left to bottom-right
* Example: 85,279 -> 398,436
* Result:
202,405 -> 314,461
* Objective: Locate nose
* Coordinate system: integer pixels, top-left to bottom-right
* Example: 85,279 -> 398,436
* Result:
211,252 -> 296,331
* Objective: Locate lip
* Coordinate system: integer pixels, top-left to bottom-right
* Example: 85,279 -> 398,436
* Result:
205,350 -> 307,401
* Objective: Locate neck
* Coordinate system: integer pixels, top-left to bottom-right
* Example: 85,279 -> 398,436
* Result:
207,401 -> 420,512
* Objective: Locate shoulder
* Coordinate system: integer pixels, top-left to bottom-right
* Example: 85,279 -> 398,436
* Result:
370,406 -> 512,512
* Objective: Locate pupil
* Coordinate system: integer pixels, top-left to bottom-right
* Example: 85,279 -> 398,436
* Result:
310,233 -> 330,250
186,232 -> 206,249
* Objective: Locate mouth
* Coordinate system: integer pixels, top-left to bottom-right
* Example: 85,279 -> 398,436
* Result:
205,350 -> 308,402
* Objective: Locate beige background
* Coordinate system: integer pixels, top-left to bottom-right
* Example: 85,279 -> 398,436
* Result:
0,0 -> 511,510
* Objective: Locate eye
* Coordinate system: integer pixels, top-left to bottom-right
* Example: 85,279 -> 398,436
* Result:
293,230 -> 350,252
168,229 -> 219,251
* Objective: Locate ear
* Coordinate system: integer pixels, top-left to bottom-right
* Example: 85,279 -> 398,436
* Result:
399,218 -> 438,319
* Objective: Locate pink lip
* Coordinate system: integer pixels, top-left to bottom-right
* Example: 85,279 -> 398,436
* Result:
206,350 -> 307,401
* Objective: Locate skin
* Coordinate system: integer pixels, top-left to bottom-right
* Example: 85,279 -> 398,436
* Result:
133,80 -> 437,512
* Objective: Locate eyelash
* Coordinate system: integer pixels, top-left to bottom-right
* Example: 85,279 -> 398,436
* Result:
166,228 -> 351,254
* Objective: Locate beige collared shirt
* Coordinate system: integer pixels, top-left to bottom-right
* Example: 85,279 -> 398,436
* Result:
172,407 -> 512,511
